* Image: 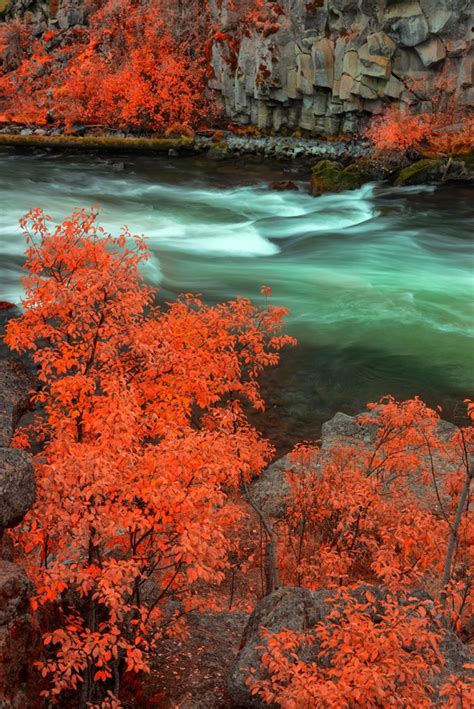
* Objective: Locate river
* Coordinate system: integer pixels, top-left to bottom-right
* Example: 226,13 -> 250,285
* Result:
1,149 -> 473,450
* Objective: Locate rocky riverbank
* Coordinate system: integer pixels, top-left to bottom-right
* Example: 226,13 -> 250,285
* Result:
0,123 -> 369,159
1,127 -> 472,193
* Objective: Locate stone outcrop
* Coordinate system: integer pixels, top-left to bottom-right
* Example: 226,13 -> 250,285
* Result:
0,358 -> 35,531
228,585 -> 472,707
0,344 -> 37,708
209,0 -> 473,135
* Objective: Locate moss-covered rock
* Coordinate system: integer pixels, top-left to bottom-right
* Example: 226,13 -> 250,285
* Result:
394,159 -> 441,187
310,159 -> 370,195
206,140 -> 232,159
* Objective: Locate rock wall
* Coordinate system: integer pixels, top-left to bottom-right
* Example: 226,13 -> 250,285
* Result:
0,326 -> 37,708
209,0 -> 473,135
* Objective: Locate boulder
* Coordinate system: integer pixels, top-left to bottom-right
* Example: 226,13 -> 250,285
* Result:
0,449 -> 35,530
229,586 -> 329,708
384,1 -> 430,47
0,359 -> 34,448
149,610 -> 249,708
320,410 -> 377,451
415,37 -> 446,67
250,405 -> 463,526
268,180 -> 298,192
394,158 -> 442,186
0,561 -> 36,708
228,585 -> 471,708
310,159 -> 370,195
0,356 -> 36,532
0,344 -> 37,705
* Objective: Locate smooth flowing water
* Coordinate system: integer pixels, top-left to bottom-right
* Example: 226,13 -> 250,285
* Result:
1,150 -> 473,449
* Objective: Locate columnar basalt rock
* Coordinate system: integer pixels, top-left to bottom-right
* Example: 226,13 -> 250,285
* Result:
209,0 -> 473,135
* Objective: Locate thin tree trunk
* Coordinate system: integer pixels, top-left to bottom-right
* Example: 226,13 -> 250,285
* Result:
242,477 -> 280,595
440,458 -> 472,603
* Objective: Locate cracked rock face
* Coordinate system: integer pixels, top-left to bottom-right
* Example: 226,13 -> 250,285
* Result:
3,0 -> 472,135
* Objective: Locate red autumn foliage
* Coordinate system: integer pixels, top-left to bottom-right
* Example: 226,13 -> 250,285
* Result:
5,207 -> 294,705
281,398 -> 472,600
0,0 -> 289,130
366,86 -> 474,157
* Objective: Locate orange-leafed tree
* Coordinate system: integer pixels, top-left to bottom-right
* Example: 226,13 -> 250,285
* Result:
53,0 -> 212,132
280,397 -> 473,625
5,207 -> 294,705
247,396 -> 473,706
250,589 -> 449,708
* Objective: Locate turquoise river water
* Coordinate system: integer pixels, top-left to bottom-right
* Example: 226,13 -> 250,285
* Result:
0,150 -> 472,449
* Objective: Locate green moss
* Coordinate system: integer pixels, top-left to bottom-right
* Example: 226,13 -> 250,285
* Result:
394,159 -> 441,187
0,133 -> 195,153
311,159 -> 370,194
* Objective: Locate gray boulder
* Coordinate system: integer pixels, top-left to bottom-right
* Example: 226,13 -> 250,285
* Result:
0,449 -> 35,530
0,358 -> 35,448
384,2 -> 430,47
0,357 -> 36,532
